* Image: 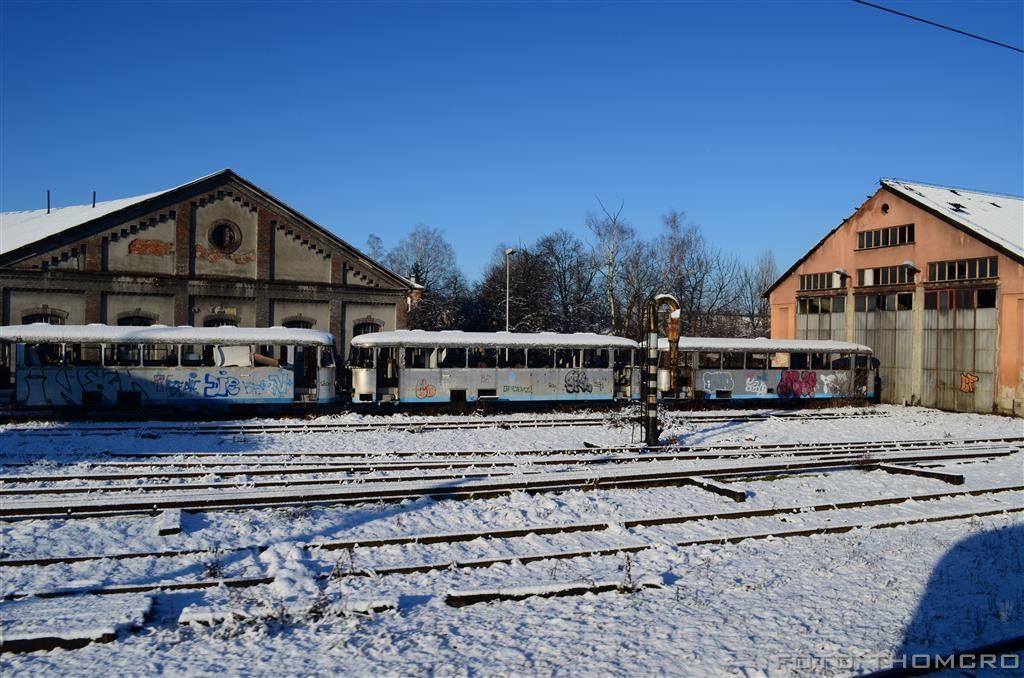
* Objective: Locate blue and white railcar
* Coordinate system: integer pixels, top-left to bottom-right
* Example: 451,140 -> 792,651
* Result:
0,324 -> 337,408
657,337 -> 878,402
349,330 -> 640,405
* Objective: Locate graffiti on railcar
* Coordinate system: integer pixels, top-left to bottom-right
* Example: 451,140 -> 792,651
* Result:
564,370 -> 593,394
777,370 -> 818,398
819,372 -> 850,396
744,376 -> 768,396
415,379 -> 437,398
17,366 -> 295,405
702,371 -> 735,392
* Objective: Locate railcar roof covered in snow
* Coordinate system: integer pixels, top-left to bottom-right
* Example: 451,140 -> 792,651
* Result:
657,337 -> 872,353
351,330 -> 639,349
0,324 -> 336,346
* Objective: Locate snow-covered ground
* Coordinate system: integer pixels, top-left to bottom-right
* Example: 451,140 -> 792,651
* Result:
1,405 -> 1022,675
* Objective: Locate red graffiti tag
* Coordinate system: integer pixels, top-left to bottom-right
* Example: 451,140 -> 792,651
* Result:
415,379 -> 436,398
777,370 -> 817,398
959,373 -> 979,393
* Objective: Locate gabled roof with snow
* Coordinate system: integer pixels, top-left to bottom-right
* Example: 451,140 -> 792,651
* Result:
352,330 -> 639,349
0,170 -> 225,257
765,178 -> 1024,297
881,179 -> 1023,259
0,323 -> 336,346
0,169 -> 417,289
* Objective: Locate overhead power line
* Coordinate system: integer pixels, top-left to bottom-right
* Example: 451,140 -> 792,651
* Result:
851,0 -> 1024,54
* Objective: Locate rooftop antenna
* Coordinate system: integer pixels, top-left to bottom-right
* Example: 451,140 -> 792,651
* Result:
92,191 -> 96,208
47,190 -> 51,214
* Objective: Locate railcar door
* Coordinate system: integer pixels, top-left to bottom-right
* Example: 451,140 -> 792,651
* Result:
292,344 -> 319,402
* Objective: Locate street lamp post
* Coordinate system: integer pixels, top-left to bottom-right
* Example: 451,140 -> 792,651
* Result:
505,248 -> 517,332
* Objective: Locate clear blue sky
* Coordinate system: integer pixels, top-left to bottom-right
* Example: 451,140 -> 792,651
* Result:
2,1 -> 1021,280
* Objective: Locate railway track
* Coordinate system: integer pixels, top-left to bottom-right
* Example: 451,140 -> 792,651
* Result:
2,484 -> 1019,570
3,488 -> 1020,600
0,440 -> 1015,497
0,445 -> 1017,519
0,408 -> 888,437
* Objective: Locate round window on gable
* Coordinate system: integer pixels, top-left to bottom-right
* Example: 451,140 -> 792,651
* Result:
881,203 -> 890,214
209,220 -> 242,254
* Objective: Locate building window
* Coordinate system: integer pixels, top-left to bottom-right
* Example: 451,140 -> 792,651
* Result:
353,321 -> 381,336
204,315 -> 239,327
209,220 -> 242,254
797,295 -> 846,314
282,318 -> 313,329
22,310 -> 68,325
116,308 -> 157,326
927,256 -> 997,283
857,224 -> 915,250
855,264 -> 916,288
799,271 -> 843,291
926,287 -> 997,311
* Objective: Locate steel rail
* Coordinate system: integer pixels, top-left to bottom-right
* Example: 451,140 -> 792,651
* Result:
88,434 -> 1024,460
5,498 -> 1020,600
0,443 -> 1013,498
0,447 -> 1017,520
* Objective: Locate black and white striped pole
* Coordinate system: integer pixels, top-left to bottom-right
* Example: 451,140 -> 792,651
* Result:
644,293 -> 680,448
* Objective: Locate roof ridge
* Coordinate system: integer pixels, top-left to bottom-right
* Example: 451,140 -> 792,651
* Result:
882,178 -> 1024,201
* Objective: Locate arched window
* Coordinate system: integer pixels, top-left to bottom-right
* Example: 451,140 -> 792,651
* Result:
353,321 -> 381,337
204,315 -> 239,328
116,309 -> 157,326
281,315 -> 315,329
22,306 -> 68,325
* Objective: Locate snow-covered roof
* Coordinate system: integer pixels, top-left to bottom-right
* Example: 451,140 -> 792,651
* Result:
0,324 -> 336,346
657,337 -> 873,354
352,330 -> 639,349
0,170 -> 227,256
881,179 -> 1023,259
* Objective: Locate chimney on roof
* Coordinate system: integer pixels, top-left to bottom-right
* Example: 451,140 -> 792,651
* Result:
92,191 -> 96,208
47,190 -> 50,214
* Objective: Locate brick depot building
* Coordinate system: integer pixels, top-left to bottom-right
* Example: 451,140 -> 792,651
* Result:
766,179 -> 1023,416
0,170 -> 414,356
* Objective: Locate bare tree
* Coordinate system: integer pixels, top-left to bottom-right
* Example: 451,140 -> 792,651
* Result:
536,230 -> 600,333
385,224 -> 457,289
656,211 -> 743,336
384,224 -> 465,330
738,250 -> 778,337
617,238 -> 661,339
365,234 -> 386,263
586,199 -> 635,334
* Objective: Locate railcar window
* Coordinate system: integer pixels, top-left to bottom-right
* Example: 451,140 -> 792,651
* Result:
555,349 -> 579,368
143,344 -> 177,367
105,344 -> 141,367
26,343 -> 63,366
613,349 -> 631,369
469,348 -> 497,368
746,352 -> 768,370
404,347 -> 433,368
527,348 -> 554,369
679,351 -> 694,368
583,349 -> 609,369
319,348 -> 334,367
501,348 -> 526,368
790,352 -> 809,369
254,346 -> 280,368
697,352 -> 721,369
438,347 -> 467,368
348,347 -> 375,369
70,343 -> 102,366
810,352 -> 829,370
770,352 -> 790,368
722,352 -> 744,369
